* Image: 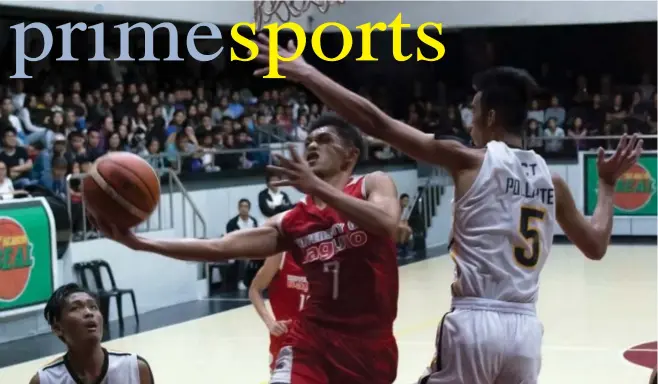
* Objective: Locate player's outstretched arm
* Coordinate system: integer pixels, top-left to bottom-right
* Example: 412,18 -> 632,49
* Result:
91,214 -> 287,262
554,134 -> 642,260
251,35 -> 480,174
248,253 -> 291,336
28,374 -> 40,384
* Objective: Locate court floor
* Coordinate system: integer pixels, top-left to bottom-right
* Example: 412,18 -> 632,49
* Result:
0,244 -> 655,383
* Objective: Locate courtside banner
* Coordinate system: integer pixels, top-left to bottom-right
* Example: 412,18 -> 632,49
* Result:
583,151 -> 657,217
0,198 -> 58,317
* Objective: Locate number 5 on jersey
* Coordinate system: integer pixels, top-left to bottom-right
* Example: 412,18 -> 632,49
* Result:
514,206 -> 546,268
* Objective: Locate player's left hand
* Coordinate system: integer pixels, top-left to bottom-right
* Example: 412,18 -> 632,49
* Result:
251,34 -> 313,82
596,133 -> 643,186
266,144 -> 323,194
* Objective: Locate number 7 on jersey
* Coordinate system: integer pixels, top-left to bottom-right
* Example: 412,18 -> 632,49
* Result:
323,260 -> 340,300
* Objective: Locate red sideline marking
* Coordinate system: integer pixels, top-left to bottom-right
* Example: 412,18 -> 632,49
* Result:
623,341 -> 657,369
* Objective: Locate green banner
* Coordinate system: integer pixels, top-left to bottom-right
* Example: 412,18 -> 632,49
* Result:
0,198 -> 57,315
584,152 -> 657,216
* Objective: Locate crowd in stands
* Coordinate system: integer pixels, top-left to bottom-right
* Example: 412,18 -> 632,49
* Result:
416,71 -> 657,156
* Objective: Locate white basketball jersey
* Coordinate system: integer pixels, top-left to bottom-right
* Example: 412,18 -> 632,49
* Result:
450,141 -> 556,304
38,349 -> 141,384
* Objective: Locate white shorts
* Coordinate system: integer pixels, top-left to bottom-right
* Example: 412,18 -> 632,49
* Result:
418,297 -> 543,384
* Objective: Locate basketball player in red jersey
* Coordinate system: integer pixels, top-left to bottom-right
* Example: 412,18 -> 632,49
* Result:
93,113 -> 401,383
248,251 -> 309,371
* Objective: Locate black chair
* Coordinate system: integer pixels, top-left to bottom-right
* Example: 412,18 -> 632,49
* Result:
72,260 -> 139,329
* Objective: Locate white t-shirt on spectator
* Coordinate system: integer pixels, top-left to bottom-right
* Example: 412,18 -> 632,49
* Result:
528,109 -> 545,123
543,127 -> 565,152
460,107 -> 473,129
0,178 -> 15,200
8,115 -> 23,134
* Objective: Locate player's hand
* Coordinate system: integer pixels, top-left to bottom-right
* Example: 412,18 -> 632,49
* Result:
596,133 -> 643,186
266,145 -> 323,195
88,213 -> 145,251
268,319 -> 292,337
252,34 -> 313,82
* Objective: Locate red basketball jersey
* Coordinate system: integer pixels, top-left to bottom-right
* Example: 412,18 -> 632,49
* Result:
278,175 -> 399,335
269,251 -> 309,321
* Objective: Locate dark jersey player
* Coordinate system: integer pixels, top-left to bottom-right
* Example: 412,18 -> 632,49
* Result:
30,283 -> 153,384
93,114 -> 401,383
248,251 -> 309,371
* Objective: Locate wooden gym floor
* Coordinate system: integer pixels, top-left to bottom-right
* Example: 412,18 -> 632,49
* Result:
0,244 -> 655,383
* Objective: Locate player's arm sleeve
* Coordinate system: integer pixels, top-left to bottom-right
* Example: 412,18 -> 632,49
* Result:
553,173 -> 609,260
137,355 -> 154,384
300,68 -> 481,172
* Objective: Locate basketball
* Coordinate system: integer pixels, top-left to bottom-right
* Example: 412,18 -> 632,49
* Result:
83,152 -> 160,229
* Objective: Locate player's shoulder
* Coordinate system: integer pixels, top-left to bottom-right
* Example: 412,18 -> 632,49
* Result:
40,355 -> 65,371
136,355 -> 154,383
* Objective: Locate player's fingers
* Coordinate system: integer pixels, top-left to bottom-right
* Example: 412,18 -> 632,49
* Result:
596,147 -> 605,165
254,53 -> 269,64
270,179 -> 294,188
273,153 -> 297,168
266,165 -> 295,178
287,39 -> 296,53
287,144 -> 303,163
626,133 -> 639,154
257,33 -> 270,46
253,67 -> 270,77
613,134 -> 628,160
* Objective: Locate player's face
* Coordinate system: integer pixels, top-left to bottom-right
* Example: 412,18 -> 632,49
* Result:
304,126 -> 356,177
53,292 -> 103,348
470,91 -> 492,147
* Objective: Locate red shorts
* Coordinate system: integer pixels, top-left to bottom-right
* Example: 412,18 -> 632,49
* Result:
270,320 -> 398,384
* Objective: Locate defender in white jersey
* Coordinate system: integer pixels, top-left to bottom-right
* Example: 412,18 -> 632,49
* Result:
30,283 -> 153,384
243,49 -> 644,383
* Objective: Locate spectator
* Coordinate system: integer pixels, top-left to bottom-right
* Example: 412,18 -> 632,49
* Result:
606,94 -> 627,122
527,99 -> 545,123
587,94 -> 606,134
639,72 -> 655,101
1,97 -> 24,141
543,117 -> 565,153
226,198 -> 258,290
0,161 -> 15,200
544,96 -> 566,127
0,127 -> 33,189
258,175 -> 293,218
39,156 -> 69,200
525,119 -> 543,150
567,117 -> 588,150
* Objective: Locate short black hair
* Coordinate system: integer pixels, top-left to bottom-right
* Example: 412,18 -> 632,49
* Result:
238,198 -> 251,208
400,193 -> 409,200
307,112 -> 364,155
3,127 -> 17,137
472,66 -> 538,134
44,283 -> 95,326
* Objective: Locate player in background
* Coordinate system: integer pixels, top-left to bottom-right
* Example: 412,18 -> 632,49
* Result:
248,251 -> 309,372
250,35 -> 642,383
30,283 -> 153,384
93,113 -> 401,383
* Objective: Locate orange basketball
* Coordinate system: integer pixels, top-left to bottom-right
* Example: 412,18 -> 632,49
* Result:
83,152 -> 160,229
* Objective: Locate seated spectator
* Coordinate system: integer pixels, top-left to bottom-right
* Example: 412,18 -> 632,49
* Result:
0,161 -> 15,200
587,94 -> 606,134
39,156 -> 69,200
226,199 -> 258,291
567,117 -> 588,150
526,119 -> 543,150
543,118 -> 565,153
606,94 -> 627,122
258,175 -> 293,218
0,127 -> 33,189
85,129 -> 104,162
544,96 -> 566,126
527,99 -> 545,123
31,284 -> 153,384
